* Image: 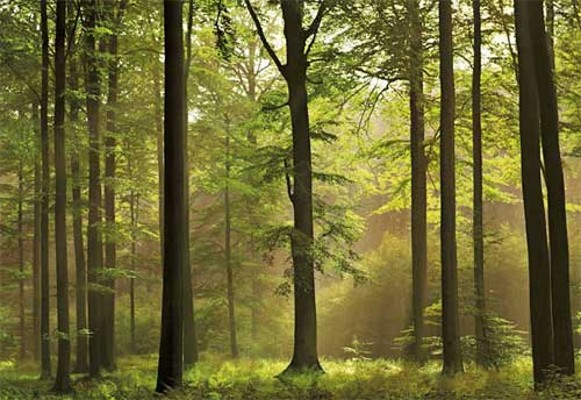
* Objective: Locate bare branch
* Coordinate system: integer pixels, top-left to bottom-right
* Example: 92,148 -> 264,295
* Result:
304,0 -> 330,56
262,102 -> 289,112
243,0 -> 286,77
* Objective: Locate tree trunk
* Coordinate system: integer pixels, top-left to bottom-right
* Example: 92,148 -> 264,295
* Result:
183,0 -> 198,368
40,0 -> 52,380
527,1 -> 575,376
32,101 -> 41,362
82,0 -> 105,378
225,133 -> 238,359
407,0 -> 428,362
472,0 -> 490,368
53,0 -> 71,391
514,0 -> 554,386
18,158 -> 25,360
68,1 -> 89,372
156,0 -> 186,392
154,68 -> 164,267
129,187 -> 138,354
103,5 -> 121,371
439,0 -> 463,375
280,0 -> 322,373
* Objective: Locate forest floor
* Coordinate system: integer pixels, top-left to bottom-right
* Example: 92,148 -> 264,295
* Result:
0,355 -> 580,399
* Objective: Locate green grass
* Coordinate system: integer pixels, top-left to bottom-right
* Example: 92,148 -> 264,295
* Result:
0,356 -> 579,399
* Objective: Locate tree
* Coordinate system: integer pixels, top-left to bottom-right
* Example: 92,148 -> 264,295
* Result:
67,0 -> 89,374
39,0 -> 51,380
514,0 -> 553,386
82,0 -> 105,378
527,0 -> 574,377
156,0 -> 186,391
439,0 -> 463,375
244,0 -> 329,373
406,0 -> 428,362
471,0 -> 490,368
52,0 -> 71,391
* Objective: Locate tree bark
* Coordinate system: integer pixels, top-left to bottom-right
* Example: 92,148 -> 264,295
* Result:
225,133 -> 238,359
68,0 -> 89,373
514,0 -> 554,386
439,0 -> 463,375
53,0 -> 71,391
156,0 -> 186,392
406,0 -> 428,362
18,158 -> 25,360
32,101 -> 41,362
280,0 -> 322,373
472,0 -> 491,368
183,0 -> 198,368
40,0 -> 52,379
82,0 -> 105,378
527,0 -> 575,376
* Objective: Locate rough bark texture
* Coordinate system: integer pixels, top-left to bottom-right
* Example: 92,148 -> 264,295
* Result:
40,0 -> 52,379
439,0 -> 463,375
514,0 -> 554,386
527,0 -> 575,376
472,0 -> 490,368
407,0 -> 428,362
83,0 -> 105,378
156,0 -> 185,392
53,0 -> 71,391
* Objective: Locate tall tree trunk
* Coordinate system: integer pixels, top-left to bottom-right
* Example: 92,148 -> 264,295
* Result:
472,0 -> 490,368
40,0 -> 52,379
156,0 -> 186,392
154,68 -> 164,267
183,0 -> 198,368
103,1 -> 123,370
18,158 -> 25,360
439,0 -> 463,375
527,1 -> 575,376
225,133 -> 238,359
280,0 -> 321,373
514,0 -> 554,387
407,0 -> 428,362
129,186 -> 138,354
53,0 -> 71,391
68,1 -> 89,373
32,101 -> 41,362
83,0 -> 105,378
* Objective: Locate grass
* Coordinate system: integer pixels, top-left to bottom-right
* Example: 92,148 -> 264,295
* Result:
0,356 -> 579,399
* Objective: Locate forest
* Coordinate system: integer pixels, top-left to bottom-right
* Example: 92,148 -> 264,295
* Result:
0,0 -> 579,398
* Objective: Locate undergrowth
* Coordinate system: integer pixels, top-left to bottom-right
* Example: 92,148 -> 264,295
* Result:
0,356 -> 579,399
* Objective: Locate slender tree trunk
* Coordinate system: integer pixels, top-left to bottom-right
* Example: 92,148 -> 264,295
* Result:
40,0 -> 52,379
154,68 -> 164,266
103,6 -> 121,372
224,133 -> 238,359
83,0 -> 105,378
129,187 -> 138,354
32,101 -> 41,362
156,0 -> 186,392
527,1 -> 575,376
407,0 -> 428,362
439,0 -> 463,375
53,0 -> 71,391
280,0 -> 322,373
68,3 -> 89,372
472,0 -> 490,368
183,0 -> 198,368
18,158 -> 25,360
514,0 -> 554,386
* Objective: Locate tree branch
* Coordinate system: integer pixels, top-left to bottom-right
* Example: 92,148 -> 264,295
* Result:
243,0 -> 286,77
304,0 -> 330,57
